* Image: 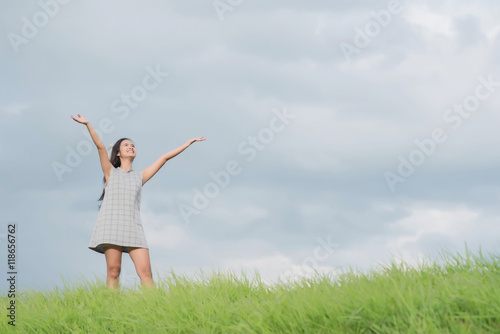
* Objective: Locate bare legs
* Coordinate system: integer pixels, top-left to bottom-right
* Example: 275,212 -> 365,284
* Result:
103,244 -> 122,290
129,247 -> 156,288
103,244 -> 155,290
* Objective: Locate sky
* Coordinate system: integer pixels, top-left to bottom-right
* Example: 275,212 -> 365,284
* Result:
1,0 -> 500,293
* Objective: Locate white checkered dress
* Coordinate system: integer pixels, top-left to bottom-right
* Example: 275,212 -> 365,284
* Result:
88,166 -> 148,254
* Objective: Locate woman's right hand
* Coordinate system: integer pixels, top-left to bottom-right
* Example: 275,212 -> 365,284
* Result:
70,114 -> 89,125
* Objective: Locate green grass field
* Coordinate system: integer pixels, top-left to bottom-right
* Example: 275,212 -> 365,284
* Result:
2,249 -> 500,333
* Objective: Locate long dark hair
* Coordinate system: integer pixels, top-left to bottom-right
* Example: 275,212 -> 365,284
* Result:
97,137 -> 133,210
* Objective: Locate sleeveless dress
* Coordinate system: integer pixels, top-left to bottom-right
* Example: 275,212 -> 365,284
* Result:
88,166 -> 149,254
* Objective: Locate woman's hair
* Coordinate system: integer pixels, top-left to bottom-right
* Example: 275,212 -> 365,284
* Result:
97,137 -> 133,210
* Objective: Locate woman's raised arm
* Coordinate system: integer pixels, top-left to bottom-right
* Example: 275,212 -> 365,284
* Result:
71,114 -> 113,181
141,137 -> 206,186
70,114 -> 105,149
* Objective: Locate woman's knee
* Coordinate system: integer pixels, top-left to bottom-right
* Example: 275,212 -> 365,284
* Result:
136,266 -> 152,278
104,244 -> 123,279
107,264 -> 121,279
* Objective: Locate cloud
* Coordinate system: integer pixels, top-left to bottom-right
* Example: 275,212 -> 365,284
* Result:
0,102 -> 30,115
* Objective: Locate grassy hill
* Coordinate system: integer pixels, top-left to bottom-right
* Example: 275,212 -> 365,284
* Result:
2,250 -> 499,333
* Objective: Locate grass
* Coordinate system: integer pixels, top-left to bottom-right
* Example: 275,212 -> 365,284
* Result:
2,249 -> 500,333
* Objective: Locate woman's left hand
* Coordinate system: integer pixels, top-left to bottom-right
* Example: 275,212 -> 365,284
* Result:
189,137 -> 206,144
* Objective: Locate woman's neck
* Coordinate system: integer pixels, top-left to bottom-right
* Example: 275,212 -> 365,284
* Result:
119,159 -> 133,171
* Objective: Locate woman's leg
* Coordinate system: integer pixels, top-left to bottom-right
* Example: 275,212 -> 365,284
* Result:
128,247 -> 155,288
103,244 -> 123,290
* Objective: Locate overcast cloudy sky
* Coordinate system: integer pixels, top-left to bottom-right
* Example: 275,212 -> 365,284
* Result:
2,0 -> 500,292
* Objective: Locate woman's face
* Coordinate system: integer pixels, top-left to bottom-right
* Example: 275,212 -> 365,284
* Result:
118,140 -> 136,158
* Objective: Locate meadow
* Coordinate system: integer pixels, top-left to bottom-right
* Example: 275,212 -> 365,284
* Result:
2,249 -> 499,333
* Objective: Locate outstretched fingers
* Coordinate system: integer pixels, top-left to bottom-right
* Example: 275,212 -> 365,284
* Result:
70,114 -> 88,124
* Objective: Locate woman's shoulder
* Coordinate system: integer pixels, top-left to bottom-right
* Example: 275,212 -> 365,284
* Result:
107,166 -> 119,179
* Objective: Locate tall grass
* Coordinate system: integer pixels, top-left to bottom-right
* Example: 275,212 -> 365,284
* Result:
2,249 -> 500,333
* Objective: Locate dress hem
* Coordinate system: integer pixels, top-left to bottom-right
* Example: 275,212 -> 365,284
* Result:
89,243 -> 149,254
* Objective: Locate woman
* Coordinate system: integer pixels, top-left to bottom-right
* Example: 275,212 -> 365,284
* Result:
71,113 -> 205,290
